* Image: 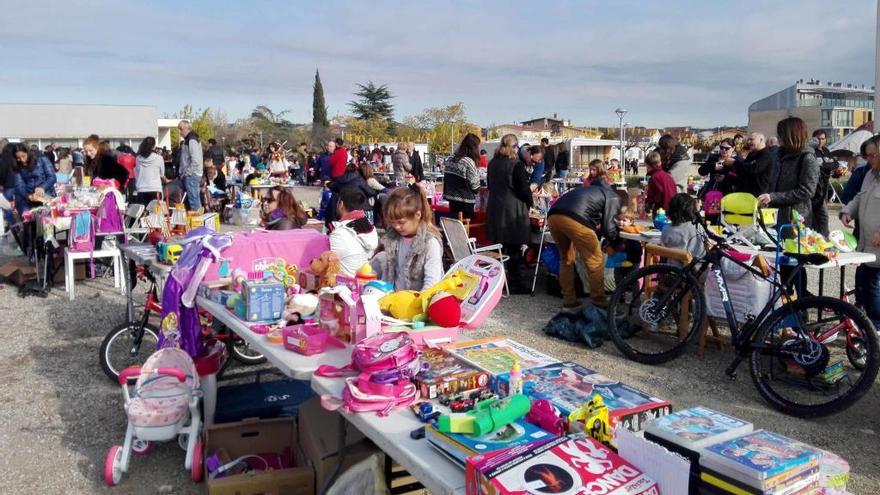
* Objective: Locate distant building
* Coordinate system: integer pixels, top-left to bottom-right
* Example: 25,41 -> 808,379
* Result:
0,103 -> 179,149
748,80 -> 874,144
520,114 -> 571,133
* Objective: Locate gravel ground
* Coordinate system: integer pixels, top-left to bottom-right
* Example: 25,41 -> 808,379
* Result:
0,186 -> 876,494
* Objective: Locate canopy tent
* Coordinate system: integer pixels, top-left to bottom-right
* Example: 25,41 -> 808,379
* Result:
829,121 -> 874,154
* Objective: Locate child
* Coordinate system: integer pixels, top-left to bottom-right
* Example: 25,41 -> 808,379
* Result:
660,193 -> 705,264
370,185 -> 444,291
330,188 -> 379,277
608,205 -> 644,284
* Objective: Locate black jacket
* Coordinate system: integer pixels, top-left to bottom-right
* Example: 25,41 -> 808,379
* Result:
326,171 -> 377,224
95,152 -> 130,187
409,151 -> 423,182
698,154 -> 737,195
541,145 -> 557,181
768,148 -> 820,227
733,147 -> 774,196
812,146 -> 838,204
486,157 -> 533,245
548,180 -> 620,240
207,144 -> 224,166
556,150 -> 569,171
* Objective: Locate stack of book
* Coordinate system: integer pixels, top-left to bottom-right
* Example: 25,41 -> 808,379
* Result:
644,406 -> 754,469
698,430 -> 821,494
425,418 -> 556,468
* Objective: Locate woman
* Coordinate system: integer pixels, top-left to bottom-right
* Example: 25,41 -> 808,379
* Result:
0,143 -> 26,223
326,162 -> 377,227
486,134 -> 533,293
582,159 -> 607,187
84,134 -> 129,188
757,117 -> 819,228
698,138 -> 738,195
391,143 -> 411,183
56,148 -> 73,178
442,132 -> 482,220
133,137 -> 164,205
12,142 -> 56,201
841,135 -> 880,329
262,187 -> 307,230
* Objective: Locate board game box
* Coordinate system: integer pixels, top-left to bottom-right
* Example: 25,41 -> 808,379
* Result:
701,430 -> 820,484
426,418 -> 556,467
496,362 -> 671,437
444,338 -> 560,386
644,406 -> 753,468
414,348 -> 491,399
465,435 -> 659,495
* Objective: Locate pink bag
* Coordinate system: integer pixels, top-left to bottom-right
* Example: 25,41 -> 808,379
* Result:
321,373 -> 419,416
70,210 -> 97,277
96,189 -> 125,234
315,332 -> 422,381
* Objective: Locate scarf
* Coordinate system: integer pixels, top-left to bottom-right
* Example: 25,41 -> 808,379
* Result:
380,222 -> 436,291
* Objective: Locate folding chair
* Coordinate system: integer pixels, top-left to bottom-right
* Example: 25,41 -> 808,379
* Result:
439,216 -> 509,296
123,203 -> 148,242
720,192 -> 776,249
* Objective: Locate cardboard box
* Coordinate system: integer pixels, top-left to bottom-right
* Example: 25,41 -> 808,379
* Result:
0,259 -> 36,286
297,397 -> 375,489
237,279 -> 285,322
415,347 -> 490,399
205,417 -> 314,495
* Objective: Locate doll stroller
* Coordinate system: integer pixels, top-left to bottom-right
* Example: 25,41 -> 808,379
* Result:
104,347 -> 203,486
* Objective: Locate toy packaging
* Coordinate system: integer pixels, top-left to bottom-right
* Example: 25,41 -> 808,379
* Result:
644,407 -> 753,466
495,362 -> 671,440
444,338 -> 560,386
236,279 -> 286,322
426,418 -> 556,467
414,348 -> 490,399
465,435 -> 659,495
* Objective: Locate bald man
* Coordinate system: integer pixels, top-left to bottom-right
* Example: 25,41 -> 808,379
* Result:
733,132 -> 775,196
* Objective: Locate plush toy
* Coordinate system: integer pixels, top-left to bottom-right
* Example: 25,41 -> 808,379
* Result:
427,291 -> 461,327
284,293 -> 319,324
379,291 -> 424,321
310,251 -> 341,288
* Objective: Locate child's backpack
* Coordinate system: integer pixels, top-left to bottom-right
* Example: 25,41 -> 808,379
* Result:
70,210 -> 97,277
96,189 -> 125,235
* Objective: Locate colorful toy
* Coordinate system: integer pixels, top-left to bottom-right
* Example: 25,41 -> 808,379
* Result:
283,293 -> 319,324
361,280 -> 393,299
262,259 -> 299,289
828,230 -> 857,253
281,322 -> 344,356
157,242 -> 184,264
410,401 -> 441,423
437,394 -> 530,436
507,362 -> 523,396
525,399 -> 566,436
317,285 -> 381,343
446,255 -> 506,330
355,263 -> 378,291
309,251 -> 341,288
378,290 -> 424,321
569,394 -> 613,444
235,279 -> 286,322
426,291 -> 461,327
413,348 -> 490,399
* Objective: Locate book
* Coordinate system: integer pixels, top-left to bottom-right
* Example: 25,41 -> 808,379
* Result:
426,418 -> 555,467
444,337 -> 559,378
700,430 -> 820,484
414,348 -> 491,399
644,407 -> 753,455
466,435 -> 659,495
700,467 -> 819,495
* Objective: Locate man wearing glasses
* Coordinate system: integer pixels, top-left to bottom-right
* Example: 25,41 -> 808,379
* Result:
810,129 -> 840,237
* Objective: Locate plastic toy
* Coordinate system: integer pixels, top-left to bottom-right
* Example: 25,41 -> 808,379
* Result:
310,251 -> 341,288
525,399 -> 566,436
410,401 -> 441,423
445,255 -> 506,330
829,230 -> 857,253
281,322 -> 344,356
426,291 -> 461,327
568,394 -> 613,444
283,293 -> 319,324
236,279 -> 286,322
355,264 -> 378,291
317,285 -> 381,344
361,280 -> 393,299
508,362 -> 523,396
654,208 -> 669,230
437,394 -> 530,436
158,242 -> 184,264
263,260 -> 299,289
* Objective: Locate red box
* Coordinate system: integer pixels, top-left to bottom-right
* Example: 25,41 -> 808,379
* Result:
466,436 -> 659,495
414,348 -> 490,399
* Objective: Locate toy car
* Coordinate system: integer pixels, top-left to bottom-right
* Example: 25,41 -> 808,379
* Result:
409,401 -> 440,423
450,398 -> 475,413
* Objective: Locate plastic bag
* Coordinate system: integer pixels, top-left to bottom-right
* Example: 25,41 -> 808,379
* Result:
540,244 -> 560,275
542,305 -> 609,349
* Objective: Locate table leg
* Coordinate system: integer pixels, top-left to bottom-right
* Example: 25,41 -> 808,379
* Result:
317,414 -> 347,495
840,265 -> 846,300
818,269 -> 825,297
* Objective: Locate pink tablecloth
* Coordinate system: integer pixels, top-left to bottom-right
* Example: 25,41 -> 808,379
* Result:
204,229 -> 329,281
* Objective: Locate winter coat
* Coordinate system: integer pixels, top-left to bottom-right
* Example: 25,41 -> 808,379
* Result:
733,147 -> 774,196
442,156 -> 480,204
645,168 -> 677,212
664,144 -> 691,193
409,150 -> 423,182
371,223 -> 443,291
486,156 -> 533,245
548,180 -> 621,240
327,171 -> 377,224
768,147 -> 819,228
812,145 -> 839,205
329,215 -> 379,277
18,155 -> 57,196
842,168 -> 880,267
134,152 -> 164,193
698,154 -> 737,195
95,152 -> 130,189
329,147 -> 348,178
392,150 -> 411,181
179,131 -> 203,178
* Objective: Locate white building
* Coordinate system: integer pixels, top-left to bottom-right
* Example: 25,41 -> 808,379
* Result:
0,103 -> 180,149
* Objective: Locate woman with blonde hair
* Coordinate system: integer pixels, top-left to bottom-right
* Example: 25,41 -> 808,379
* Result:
391,142 -> 411,183
486,134 -> 533,293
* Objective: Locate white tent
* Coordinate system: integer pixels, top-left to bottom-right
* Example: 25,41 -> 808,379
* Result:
829,122 -> 874,154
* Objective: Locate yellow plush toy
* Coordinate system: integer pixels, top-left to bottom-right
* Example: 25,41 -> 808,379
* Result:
378,291 -> 423,321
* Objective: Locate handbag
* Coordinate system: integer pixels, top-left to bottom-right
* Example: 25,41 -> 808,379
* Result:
315,332 -> 422,380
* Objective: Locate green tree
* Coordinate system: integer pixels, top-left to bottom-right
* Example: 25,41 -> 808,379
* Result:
349,81 -> 394,121
170,104 -> 214,146
250,105 -> 294,145
312,69 -> 329,128
404,103 -> 480,153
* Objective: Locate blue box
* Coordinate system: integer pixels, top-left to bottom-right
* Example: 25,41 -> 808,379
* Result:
237,279 -> 285,322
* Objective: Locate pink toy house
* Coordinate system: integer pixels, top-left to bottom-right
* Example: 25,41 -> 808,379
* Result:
317,286 -> 381,344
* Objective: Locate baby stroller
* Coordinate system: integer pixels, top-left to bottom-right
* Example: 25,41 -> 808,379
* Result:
105,347 -> 203,486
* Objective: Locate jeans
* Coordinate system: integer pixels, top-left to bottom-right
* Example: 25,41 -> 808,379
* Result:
182,175 -> 202,211
547,214 -> 606,307
855,265 -> 880,328
556,170 -> 569,179
2,189 -> 15,226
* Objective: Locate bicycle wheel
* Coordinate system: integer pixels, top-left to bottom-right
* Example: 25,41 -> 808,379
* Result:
229,336 -> 267,365
100,322 -> 159,382
749,296 -> 879,418
607,263 -> 705,364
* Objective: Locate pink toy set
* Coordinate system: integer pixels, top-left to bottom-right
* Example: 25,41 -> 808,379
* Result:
203,229 -> 328,281
281,322 -> 345,356
316,285 -> 383,344
450,255 -> 506,330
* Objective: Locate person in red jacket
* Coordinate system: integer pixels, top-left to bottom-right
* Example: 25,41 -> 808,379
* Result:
644,151 -> 676,214
328,137 -> 348,178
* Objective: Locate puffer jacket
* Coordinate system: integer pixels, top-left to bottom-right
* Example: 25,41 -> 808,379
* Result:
18,155 -> 57,196
329,215 -> 379,276
768,147 -> 819,227
548,180 -> 621,240
391,150 -> 411,181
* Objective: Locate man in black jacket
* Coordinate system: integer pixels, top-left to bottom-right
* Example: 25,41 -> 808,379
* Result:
547,181 -> 621,310
540,137 -> 557,182
733,132 -> 774,196
407,143 -> 423,182
810,129 -> 840,237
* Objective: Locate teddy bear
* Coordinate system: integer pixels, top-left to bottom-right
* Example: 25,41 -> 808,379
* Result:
309,251 -> 341,289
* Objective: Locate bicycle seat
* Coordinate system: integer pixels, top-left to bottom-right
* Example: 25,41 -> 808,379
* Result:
785,252 -> 830,266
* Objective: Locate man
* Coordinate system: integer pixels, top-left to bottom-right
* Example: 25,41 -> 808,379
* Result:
810,129 -> 840,237
206,138 -> 224,169
328,137 -> 348,179
766,136 -> 780,159
44,144 -> 57,167
555,143 -> 569,178
540,137 -> 557,182
525,145 -> 545,191
733,132 -> 774,196
644,151 -> 676,213
407,142 -> 423,182
657,134 -> 691,193
546,178 -> 621,310
177,119 -> 204,211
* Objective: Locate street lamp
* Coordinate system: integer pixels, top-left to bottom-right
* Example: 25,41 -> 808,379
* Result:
615,108 -> 627,165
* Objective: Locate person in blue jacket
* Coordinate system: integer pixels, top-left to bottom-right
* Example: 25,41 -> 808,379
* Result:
11,142 -> 55,211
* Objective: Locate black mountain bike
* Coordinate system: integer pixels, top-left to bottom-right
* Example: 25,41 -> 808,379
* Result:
607,215 -> 879,418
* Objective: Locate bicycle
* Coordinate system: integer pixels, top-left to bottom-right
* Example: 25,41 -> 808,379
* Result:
99,265 -> 266,382
606,214 -> 879,418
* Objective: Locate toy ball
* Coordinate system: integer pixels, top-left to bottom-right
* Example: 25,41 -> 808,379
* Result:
828,230 -> 857,253
427,291 -> 461,328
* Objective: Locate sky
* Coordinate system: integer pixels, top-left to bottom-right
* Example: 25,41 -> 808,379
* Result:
3,0 -> 877,129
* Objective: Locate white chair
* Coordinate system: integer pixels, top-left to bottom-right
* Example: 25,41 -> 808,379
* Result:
124,203 -> 148,242
439,216 -> 510,296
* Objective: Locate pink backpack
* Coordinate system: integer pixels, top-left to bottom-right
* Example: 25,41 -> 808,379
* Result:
321,373 -> 419,416
70,210 -> 97,277
96,190 -> 125,235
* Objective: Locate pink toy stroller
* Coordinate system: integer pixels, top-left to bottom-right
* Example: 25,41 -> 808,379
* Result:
104,348 -> 203,486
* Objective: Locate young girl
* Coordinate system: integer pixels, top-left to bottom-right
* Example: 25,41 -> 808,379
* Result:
660,193 -> 706,264
370,185 -> 443,291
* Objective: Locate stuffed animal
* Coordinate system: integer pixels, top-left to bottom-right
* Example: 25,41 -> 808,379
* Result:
427,291 -> 461,327
379,291 -> 424,321
284,293 -> 319,324
310,251 -> 340,288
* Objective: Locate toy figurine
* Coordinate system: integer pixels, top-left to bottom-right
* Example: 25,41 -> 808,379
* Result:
283,293 -> 319,325
525,399 -> 566,436
568,394 -> 613,444
508,362 -> 523,396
